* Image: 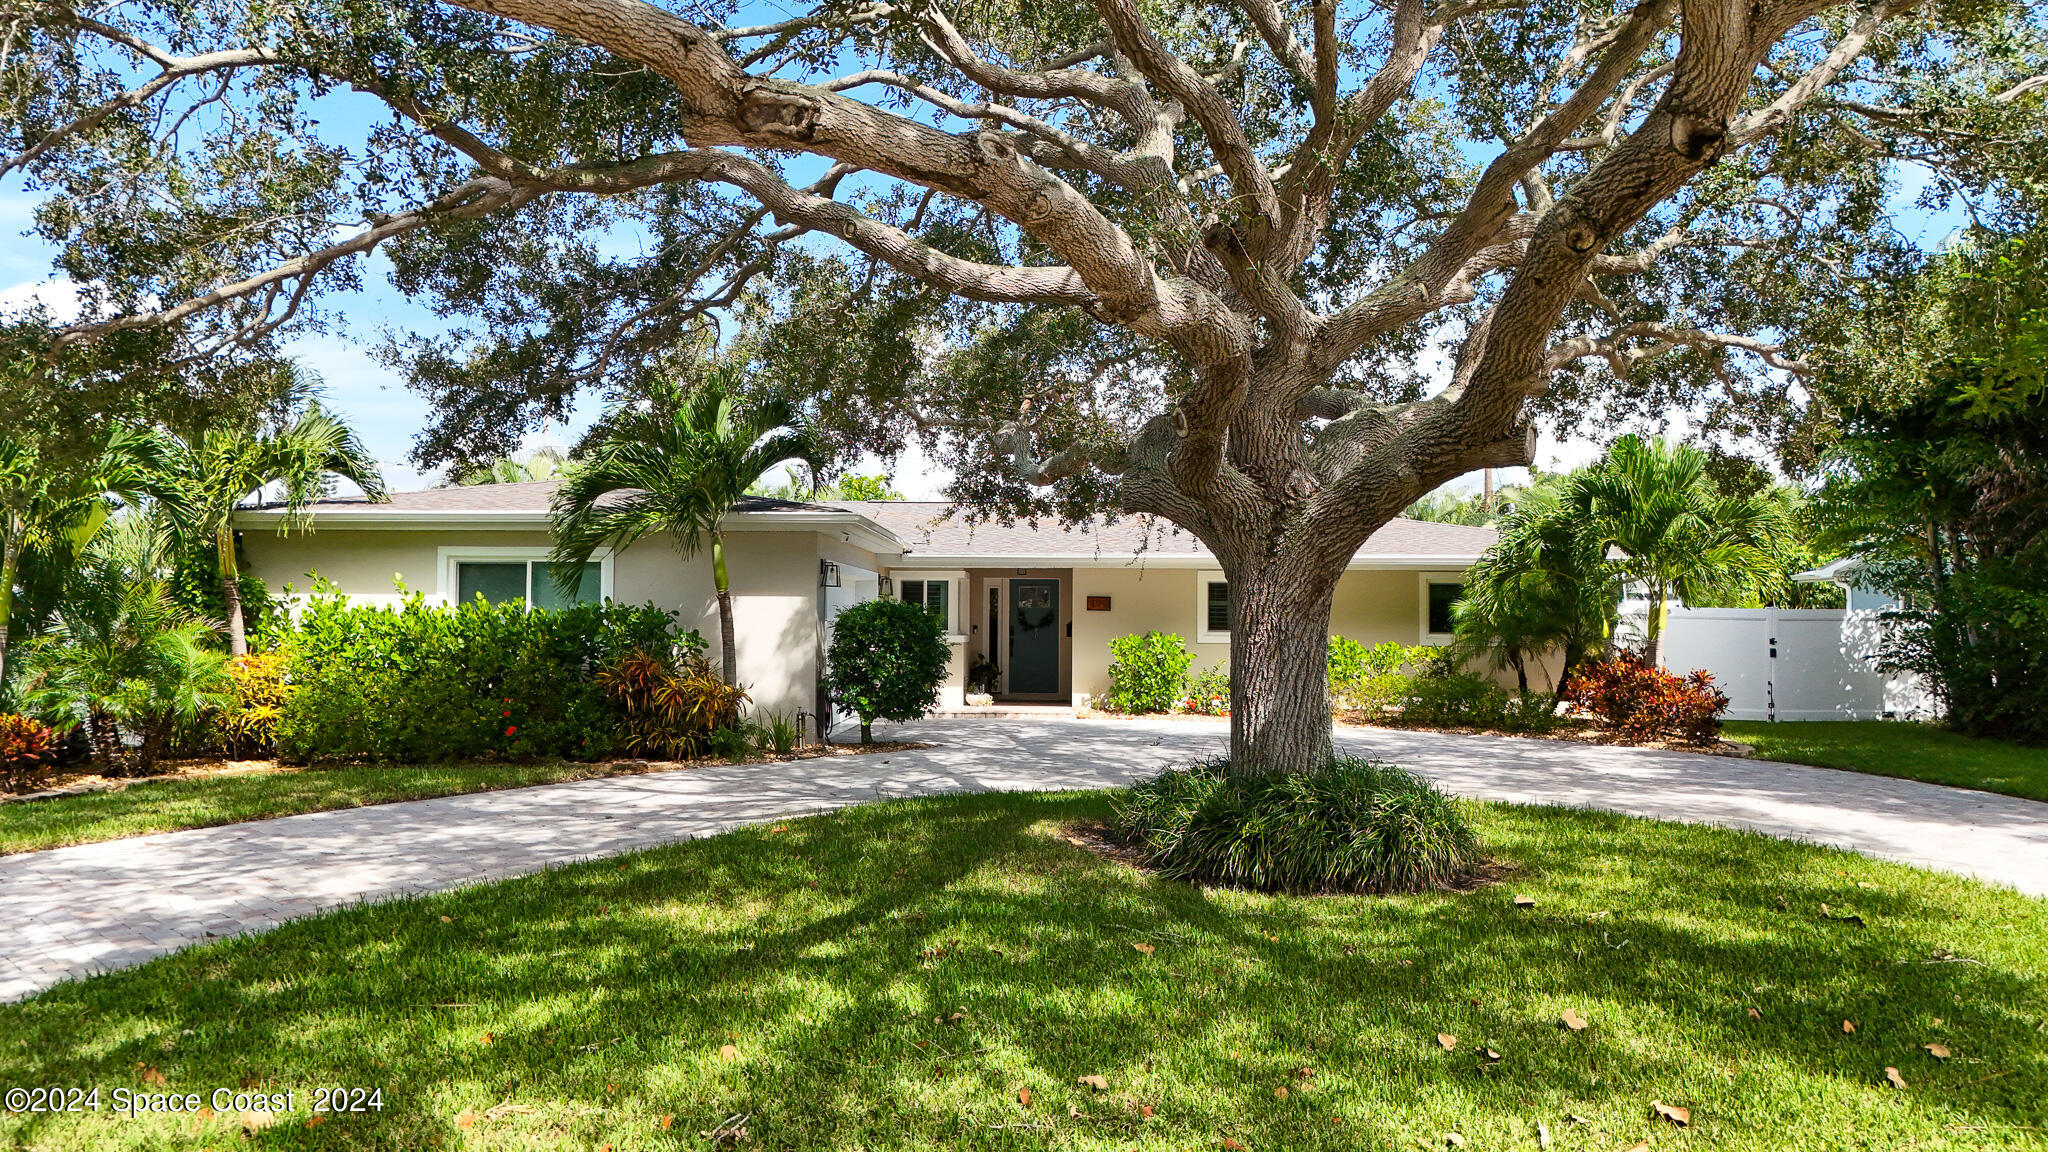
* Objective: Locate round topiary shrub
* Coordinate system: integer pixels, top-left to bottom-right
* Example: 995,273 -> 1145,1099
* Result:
1113,757 -> 1481,893
825,597 -> 951,742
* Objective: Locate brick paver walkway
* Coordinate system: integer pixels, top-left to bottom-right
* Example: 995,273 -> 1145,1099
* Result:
5,717 -> 2044,1001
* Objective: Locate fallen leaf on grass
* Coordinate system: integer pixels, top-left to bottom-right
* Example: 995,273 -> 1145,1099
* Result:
1444,1133 -> 1466,1148
659,1114 -> 673,1129
456,1111 -> 477,1130
1651,1101 -> 1690,1127
1222,1140 -> 1247,1151
1140,1105 -> 1154,1117
1273,1087 -> 1289,1100
306,1114 -> 324,1128
1536,1119 -> 1551,1148
1018,1087 -> 1031,1107
1069,1105 -> 1082,1118
1437,1033 -> 1458,1051
1921,1042 -> 1950,1059
1482,1048 -> 1502,1062
1077,1075 -> 1109,1092
1560,1010 -> 1589,1032
719,1043 -> 740,1061
1747,1006 -> 1762,1020
1132,942 -> 1156,956
1885,1067 -> 1908,1090
140,1067 -> 167,1086
1513,895 -> 1536,908
1624,1144 -> 1649,1152
479,1032 -> 493,1045
1842,1020 -> 1856,1034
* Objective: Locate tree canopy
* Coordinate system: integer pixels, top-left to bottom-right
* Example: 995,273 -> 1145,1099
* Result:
6,0 -> 2042,770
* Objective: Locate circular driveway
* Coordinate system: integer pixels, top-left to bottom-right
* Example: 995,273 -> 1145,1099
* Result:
2,716 -> 2043,1002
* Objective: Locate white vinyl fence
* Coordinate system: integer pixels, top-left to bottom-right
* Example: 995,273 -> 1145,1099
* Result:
1621,605 -> 1939,722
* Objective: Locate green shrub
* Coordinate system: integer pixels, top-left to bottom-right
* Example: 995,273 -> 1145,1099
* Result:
1114,758 -> 1481,893
1401,668 -> 1561,734
1183,662 -> 1230,715
1101,631 -> 1194,714
757,711 -> 801,754
278,586 -> 680,762
1334,671 -> 1415,716
1329,639 -> 1435,712
1561,651 -> 1729,743
825,598 -> 950,742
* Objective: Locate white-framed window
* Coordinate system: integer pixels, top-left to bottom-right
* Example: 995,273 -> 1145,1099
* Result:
1196,570 -> 1230,645
438,546 -> 614,610
892,568 -> 966,640
898,577 -> 951,633
1418,571 -> 1465,643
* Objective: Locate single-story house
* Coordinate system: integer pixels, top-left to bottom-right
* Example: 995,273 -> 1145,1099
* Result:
236,481 -> 1503,726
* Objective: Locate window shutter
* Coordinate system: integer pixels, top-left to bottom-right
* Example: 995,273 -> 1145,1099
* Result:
1206,581 -> 1230,634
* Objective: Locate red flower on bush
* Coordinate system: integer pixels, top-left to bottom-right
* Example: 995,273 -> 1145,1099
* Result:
506,726 -> 518,736
1561,651 -> 1729,744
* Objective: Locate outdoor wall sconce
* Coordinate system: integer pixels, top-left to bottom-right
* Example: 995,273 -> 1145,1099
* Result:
878,575 -> 893,596
819,560 -> 841,588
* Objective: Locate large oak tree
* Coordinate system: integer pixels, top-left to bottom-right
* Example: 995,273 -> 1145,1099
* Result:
3,0 -> 2041,771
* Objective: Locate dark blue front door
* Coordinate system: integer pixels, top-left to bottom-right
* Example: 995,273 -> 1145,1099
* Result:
1008,580 -> 1060,694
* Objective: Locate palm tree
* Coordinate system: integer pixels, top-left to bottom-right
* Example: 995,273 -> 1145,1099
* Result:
157,404 -> 386,655
1565,435 -> 1790,665
553,371 -> 823,685
453,447 -> 568,486
0,426 -> 168,694
21,513 -> 231,773
1451,486 -> 1618,698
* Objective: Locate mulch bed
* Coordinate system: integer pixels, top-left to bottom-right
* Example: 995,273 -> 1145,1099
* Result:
0,740 -> 932,805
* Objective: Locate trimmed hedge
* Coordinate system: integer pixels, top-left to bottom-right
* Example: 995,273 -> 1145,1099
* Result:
277,587 -> 683,763
1101,631 -> 1194,714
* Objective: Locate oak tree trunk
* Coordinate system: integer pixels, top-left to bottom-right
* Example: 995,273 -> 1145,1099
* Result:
1225,555 -> 1342,775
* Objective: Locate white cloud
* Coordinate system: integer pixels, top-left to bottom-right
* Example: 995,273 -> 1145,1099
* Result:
0,277 -> 84,323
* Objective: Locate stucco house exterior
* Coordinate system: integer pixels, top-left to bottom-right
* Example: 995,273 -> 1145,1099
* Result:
236,480 -> 1501,727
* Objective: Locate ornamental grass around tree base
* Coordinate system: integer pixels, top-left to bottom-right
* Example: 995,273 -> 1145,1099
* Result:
1113,758 -> 1483,894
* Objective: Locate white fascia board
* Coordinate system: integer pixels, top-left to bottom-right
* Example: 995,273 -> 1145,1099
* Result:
885,552 -> 1482,569
234,507 -> 907,554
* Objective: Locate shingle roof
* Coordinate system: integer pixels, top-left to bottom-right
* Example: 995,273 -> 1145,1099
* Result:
825,501 -> 1497,560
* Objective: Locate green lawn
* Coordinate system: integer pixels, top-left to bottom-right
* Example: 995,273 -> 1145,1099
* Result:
3,792 -> 2042,1150
0,761 -> 680,856
1726,721 -> 2048,803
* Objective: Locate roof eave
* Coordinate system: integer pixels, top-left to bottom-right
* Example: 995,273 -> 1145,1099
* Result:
233,507 -> 907,554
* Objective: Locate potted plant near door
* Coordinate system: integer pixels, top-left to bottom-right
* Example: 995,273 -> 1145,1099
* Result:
966,654 -> 1000,706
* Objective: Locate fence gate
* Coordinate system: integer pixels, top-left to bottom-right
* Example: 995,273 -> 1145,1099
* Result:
1647,606 -> 1925,722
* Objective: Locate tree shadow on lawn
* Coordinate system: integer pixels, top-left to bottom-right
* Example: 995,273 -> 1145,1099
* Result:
2,792 -> 2045,1151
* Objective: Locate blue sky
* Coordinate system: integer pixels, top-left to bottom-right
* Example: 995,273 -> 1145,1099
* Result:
0,21 -> 1970,500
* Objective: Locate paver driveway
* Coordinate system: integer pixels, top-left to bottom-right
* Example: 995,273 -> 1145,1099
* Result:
4,716 -> 2045,1002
